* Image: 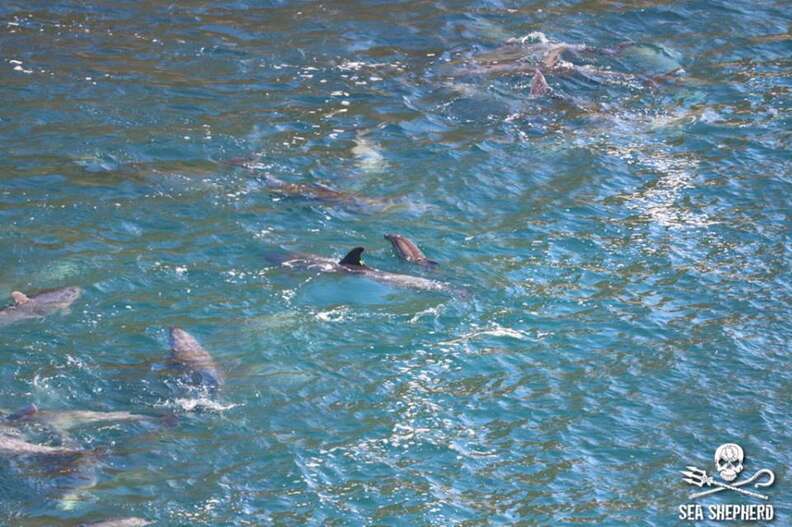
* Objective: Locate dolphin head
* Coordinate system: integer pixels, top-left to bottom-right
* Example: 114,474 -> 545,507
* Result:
169,327 -> 186,347
385,234 -> 437,265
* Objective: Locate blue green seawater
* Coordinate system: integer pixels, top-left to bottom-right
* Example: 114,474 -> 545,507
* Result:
0,1 -> 790,525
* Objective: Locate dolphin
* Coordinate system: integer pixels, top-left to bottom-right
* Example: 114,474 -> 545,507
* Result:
452,32 -> 588,75
384,234 -> 437,266
272,247 -> 460,295
79,519 -> 152,527
0,435 -> 81,456
0,425 -> 83,457
0,411 -> 103,511
450,32 -> 644,89
0,286 -> 81,326
4,403 -> 151,431
477,33 -> 590,70
169,327 -> 224,388
259,174 -> 394,211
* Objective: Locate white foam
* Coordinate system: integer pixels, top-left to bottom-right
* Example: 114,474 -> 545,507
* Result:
170,398 -> 237,412
351,131 -> 388,173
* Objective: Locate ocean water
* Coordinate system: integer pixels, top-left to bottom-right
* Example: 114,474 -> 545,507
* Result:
0,1 -> 790,525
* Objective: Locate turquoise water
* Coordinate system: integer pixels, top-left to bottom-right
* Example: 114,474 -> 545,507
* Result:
1,0 -> 790,525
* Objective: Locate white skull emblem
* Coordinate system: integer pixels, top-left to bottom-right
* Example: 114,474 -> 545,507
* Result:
714,443 -> 744,482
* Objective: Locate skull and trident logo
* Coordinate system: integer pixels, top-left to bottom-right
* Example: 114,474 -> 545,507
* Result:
682,443 -> 775,500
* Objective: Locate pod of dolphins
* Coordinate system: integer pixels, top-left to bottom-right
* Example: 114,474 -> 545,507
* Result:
446,31 -> 684,99
1,231 -> 442,524
0,31 -> 680,525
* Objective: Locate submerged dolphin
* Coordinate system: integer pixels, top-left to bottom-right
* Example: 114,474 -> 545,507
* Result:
1,410 -> 103,510
271,247 -> 459,295
4,403 -> 151,431
0,435 -> 82,456
0,286 -> 81,326
0,424 -> 83,457
79,518 -> 152,527
169,327 -> 224,388
259,174 -> 394,211
384,234 -> 437,266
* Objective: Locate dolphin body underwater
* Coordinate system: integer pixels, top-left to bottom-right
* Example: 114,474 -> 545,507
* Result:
260,174 -> 390,208
268,246 -> 462,295
222,172 -> 396,212
0,427 -> 84,457
0,402 -> 154,457
0,286 -> 81,326
79,518 -> 152,527
168,327 -> 225,389
0,417 -> 101,510
3,403 -> 151,431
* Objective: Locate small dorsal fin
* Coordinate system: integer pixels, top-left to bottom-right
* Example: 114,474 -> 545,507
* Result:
339,247 -> 365,266
530,69 -> 550,98
11,291 -> 30,305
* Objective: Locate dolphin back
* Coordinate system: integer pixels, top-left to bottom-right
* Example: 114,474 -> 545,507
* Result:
29,286 -> 82,307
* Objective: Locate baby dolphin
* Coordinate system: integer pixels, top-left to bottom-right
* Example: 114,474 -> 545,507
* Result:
384,234 -> 437,266
0,286 -> 81,326
169,327 -> 224,389
79,519 -> 152,527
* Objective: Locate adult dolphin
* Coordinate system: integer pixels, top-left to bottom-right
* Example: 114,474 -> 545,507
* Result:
270,247 -> 464,296
169,327 -> 224,389
0,286 -> 81,326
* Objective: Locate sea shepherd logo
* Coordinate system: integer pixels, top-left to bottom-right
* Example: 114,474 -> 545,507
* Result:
679,443 -> 776,522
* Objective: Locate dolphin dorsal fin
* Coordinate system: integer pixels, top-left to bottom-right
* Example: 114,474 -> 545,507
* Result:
11,291 -> 30,305
339,247 -> 365,267
530,69 -> 550,98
